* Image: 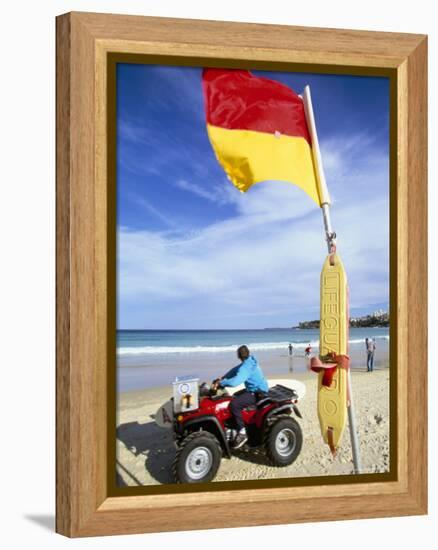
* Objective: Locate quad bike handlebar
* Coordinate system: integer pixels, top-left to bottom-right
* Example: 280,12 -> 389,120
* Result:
199,379 -> 229,398
210,378 -> 221,392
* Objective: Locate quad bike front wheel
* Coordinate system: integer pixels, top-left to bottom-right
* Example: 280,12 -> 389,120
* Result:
264,415 -> 302,466
173,431 -> 222,483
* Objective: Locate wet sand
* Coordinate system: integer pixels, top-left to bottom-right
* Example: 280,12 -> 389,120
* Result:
117,342 -> 389,392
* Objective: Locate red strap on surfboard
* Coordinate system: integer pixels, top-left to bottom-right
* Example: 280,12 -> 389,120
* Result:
312,352 -> 350,456
310,353 -> 350,387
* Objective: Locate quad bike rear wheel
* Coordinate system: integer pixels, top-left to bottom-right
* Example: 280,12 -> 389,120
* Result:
264,415 -> 302,466
173,431 -> 222,483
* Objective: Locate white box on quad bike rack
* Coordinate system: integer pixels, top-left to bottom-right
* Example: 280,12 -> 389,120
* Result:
173,376 -> 199,413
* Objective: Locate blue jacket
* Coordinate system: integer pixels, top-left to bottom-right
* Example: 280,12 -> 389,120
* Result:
220,355 -> 269,393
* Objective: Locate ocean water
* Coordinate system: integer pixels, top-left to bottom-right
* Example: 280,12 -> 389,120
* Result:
117,327 -> 389,360
116,328 -> 389,392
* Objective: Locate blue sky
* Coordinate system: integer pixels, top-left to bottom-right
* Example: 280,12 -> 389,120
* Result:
116,64 -> 390,329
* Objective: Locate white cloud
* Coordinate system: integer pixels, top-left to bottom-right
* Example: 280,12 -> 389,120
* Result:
173,178 -> 234,206
118,119 -> 155,147
117,165 -> 389,329
127,193 -> 180,230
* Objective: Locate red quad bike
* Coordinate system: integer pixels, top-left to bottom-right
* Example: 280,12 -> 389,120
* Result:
158,376 -> 303,483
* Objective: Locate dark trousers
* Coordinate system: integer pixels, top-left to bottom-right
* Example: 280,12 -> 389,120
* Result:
229,391 -> 256,431
367,352 -> 374,371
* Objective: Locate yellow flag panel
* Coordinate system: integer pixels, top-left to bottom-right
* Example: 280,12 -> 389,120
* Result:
207,124 -> 321,205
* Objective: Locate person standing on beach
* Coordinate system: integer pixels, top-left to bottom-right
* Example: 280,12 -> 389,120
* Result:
288,343 -> 293,356
365,337 -> 376,372
212,345 -> 269,449
305,344 -> 312,357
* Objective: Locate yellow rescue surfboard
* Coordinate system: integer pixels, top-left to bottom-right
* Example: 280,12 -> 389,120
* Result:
318,252 -> 348,452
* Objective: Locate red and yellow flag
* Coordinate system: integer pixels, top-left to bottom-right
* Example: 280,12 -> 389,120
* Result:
202,69 -> 321,205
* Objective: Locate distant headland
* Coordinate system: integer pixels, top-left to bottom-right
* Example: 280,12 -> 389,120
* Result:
295,310 -> 389,329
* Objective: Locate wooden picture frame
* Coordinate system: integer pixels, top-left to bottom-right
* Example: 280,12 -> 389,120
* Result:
56,11 -> 428,537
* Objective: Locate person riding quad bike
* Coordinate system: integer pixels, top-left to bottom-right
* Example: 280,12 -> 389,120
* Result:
155,346 -> 304,483
212,345 -> 269,449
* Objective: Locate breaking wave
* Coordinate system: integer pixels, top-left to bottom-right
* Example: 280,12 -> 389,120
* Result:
117,335 -> 389,356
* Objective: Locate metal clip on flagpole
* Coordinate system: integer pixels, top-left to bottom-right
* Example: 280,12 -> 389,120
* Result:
302,86 -> 362,474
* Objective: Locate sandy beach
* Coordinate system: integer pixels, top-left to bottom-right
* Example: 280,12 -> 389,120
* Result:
116,356 -> 390,486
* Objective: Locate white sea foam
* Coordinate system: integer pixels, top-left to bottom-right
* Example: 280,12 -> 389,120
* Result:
117,341 -> 304,355
117,335 -> 389,356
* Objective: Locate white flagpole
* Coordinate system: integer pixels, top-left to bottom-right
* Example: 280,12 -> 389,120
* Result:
302,86 -> 335,253
302,85 -> 362,474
